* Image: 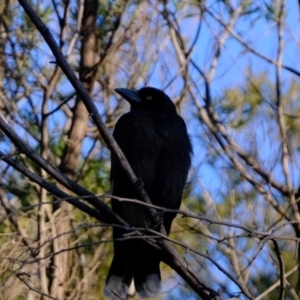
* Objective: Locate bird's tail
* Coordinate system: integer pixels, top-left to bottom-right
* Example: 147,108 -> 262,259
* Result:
104,256 -> 161,299
103,252 -> 133,299
133,243 -> 162,298
104,246 -> 162,299
134,260 -> 161,298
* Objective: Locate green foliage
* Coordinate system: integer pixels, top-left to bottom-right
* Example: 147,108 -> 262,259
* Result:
78,155 -> 110,194
221,73 -> 266,129
4,175 -> 37,209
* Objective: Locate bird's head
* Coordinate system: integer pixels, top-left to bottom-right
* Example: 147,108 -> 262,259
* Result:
115,87 -> 177,113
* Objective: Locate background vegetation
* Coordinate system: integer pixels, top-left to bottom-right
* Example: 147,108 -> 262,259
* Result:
0,0 -> 300,299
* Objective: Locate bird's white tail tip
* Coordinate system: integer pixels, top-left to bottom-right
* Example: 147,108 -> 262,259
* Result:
103,275 -> 129,299
136,274 -> 161,299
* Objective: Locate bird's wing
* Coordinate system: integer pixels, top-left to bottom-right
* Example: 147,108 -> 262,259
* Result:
111,111 -> 162,223
106,111 -> 163,299
149,114 -> 192,233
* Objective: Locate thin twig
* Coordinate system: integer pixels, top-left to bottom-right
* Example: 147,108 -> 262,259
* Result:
13,1 -> 221,298
254,264 -> 299,300
205,8 -> 300,78
17,273 -> 58,300
272,240 -> 285,300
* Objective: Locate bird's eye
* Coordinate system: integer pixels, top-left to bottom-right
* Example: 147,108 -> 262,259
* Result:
146,95 -> 152,100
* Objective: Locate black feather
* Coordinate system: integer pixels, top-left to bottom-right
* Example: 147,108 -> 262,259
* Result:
104,87 -> 192,299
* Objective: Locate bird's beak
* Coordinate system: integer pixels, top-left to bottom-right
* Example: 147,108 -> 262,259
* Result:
115,88 -> 141,103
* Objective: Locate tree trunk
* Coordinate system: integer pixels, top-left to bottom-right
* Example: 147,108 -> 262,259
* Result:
49,0 -> 99,298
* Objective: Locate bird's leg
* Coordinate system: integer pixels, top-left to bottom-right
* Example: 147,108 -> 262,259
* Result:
134,177 -> 145,195
152,210 -> 164,231
134,177 -> 164,231
144,211 -> 164,231
144,216 -> 152,229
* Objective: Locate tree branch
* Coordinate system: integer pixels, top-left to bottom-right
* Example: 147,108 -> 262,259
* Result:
5,1 -> 223,298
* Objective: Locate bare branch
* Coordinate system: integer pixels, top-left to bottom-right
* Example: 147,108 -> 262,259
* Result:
272,240 -> 285,300
17,272 -> 58,300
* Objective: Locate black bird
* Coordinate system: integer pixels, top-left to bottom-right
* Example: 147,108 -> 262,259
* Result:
104,87 -> 192,299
